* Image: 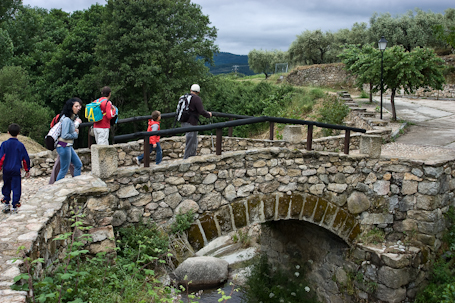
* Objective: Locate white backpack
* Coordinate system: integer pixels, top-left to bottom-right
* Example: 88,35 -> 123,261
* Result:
44,121 -> 62,150
176,94 -> 192,122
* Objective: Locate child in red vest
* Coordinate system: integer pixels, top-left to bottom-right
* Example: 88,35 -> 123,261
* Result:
135,111 -> 162,165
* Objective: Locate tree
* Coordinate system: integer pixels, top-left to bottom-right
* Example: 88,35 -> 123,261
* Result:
40,4 -> 105,112
288,30 -> 336,66
433,8 -> 455,51
0,0 -> 21,24
0,66 -> 53,142
368,9 -> 445,52
248,49 -> 285,79
0,28 -> 13,68
338,44 -> 381,102
382,46 -> 445,120
339,44 -> 445,120
96,0 -> 218,113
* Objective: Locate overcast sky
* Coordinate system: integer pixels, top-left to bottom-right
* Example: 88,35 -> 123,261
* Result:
21,0 -> 454,55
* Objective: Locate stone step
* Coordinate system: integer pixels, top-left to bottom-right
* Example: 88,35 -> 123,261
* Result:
341,94 -> 352,99
361,112 -> 376,118
349,108 -> 366,112
337,91 -> 348,96
340,97 -> 353,102
345,102 -> 358,107
366,118 -> 389,127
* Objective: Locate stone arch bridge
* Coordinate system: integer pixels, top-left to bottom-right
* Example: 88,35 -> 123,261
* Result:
1,143 -> 454,303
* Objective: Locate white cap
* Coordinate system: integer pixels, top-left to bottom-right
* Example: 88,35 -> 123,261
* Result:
190,84 -> 200,92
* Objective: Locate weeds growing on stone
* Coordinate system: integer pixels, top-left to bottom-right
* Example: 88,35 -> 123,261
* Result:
416,206 -> 455,303
359,227 -> 385,245
11,210 -> 230,302
243,254 -> 319,303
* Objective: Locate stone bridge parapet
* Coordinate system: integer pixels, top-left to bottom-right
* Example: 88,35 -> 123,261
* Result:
1,146 -> 454,302
28,129 -> 391,177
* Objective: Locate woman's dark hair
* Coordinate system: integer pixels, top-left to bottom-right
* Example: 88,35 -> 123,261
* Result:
61,97 -> 82,118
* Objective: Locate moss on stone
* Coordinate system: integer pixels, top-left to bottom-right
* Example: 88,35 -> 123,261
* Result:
199,213 -> 218,242
313,197 -> 328,223
232,200 -> 247,229
278,194 -> 291,219
290,194 -> 304,219
187,223 -> 204,251
302,195 -> 318,218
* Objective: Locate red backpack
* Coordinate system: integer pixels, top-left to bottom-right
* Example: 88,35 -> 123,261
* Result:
50,114 -> 62,128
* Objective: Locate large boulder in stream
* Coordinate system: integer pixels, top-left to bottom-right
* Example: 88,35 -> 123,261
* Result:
172,256 -> 229,288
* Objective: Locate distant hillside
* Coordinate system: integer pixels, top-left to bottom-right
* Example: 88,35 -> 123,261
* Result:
207,52 -> 255,76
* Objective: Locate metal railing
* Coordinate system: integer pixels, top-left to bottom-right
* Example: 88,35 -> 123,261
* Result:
105,112 -> 366,167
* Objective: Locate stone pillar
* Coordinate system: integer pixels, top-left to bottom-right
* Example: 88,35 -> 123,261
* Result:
91,145 -> 118,178
360,135 -> 382,158
283,125 -> 303,143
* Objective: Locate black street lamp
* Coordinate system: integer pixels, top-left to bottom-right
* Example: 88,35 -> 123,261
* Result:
378,36 -> 388,120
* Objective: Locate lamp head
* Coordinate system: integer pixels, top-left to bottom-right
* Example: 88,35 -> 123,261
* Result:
378,36 -> 388,51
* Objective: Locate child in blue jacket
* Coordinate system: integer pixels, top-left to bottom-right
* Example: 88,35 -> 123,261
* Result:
0,123 -> 30,214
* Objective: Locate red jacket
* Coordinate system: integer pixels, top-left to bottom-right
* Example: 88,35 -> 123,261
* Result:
148,120 -> 160,145
93,97 -> 114,129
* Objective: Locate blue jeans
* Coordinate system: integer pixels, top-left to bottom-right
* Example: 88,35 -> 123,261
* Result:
56,146 -> 82,181
138,142 -> 162,164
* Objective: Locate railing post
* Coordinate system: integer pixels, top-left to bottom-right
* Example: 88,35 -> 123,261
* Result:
344,130 -> 351,154
228,118 -> 233,137
144,137 -> 150,167
306,124 -> 313,151
269,122 -> 274,140
216,128 -> 222,155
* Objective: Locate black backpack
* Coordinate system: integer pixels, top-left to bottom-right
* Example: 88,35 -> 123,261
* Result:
176,94 -> 192,122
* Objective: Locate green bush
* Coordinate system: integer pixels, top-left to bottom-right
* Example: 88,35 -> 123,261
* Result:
316,95 -> 350,136
117,222 -> 169,262
170,210 -> 195,235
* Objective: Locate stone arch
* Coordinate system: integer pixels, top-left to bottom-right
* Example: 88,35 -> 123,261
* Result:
187,192 -> 361,250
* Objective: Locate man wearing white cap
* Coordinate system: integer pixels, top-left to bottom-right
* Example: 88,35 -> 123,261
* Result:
182,84 -> 212,159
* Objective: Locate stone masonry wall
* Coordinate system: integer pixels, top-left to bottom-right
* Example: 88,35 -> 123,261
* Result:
286,63 -> 356,88
287,57 -> 455,99
28,129 -> 391,177
2,146 -> 454,302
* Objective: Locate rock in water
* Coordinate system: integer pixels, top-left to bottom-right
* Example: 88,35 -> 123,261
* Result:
172,256 -> 229,288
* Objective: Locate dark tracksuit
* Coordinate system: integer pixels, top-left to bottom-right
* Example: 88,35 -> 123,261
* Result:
0,138 -> 30,207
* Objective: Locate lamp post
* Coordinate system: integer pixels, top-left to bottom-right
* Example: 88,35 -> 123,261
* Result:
378,36 -> 388,120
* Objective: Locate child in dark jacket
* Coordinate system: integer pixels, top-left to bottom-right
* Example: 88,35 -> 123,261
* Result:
0,123 -> 30,213
135,111 -> 162,165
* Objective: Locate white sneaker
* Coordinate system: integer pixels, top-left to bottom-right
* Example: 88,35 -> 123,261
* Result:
135,157 -> 141,166
11,207 -> 18,214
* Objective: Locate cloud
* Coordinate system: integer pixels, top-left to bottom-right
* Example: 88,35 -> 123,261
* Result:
21,0 -> 455,55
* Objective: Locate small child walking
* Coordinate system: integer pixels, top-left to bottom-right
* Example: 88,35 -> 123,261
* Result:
0,123 -> 31,214
135,111 -> 162,165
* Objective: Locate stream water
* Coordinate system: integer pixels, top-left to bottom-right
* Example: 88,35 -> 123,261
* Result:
184,245 -> 257,303
183,281 -> 246,303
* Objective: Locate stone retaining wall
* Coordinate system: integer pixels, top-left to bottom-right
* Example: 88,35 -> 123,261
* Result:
286,59 -> 455,99
29,129 -> 391,177
286,63 -> 356,88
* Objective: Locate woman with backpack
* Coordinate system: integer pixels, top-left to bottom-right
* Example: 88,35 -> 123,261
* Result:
55,98 -> 83,181
48,113 -> 78,184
